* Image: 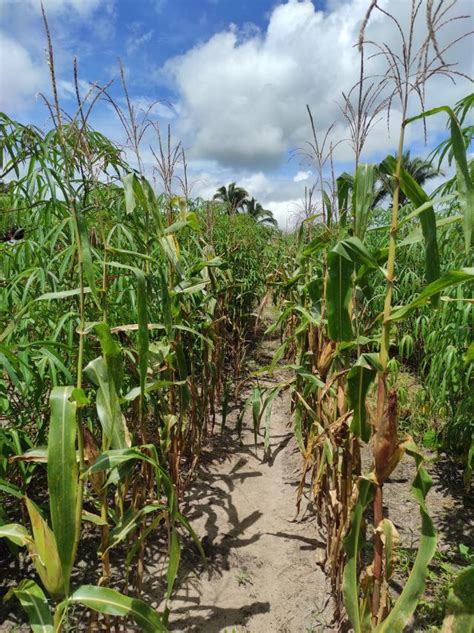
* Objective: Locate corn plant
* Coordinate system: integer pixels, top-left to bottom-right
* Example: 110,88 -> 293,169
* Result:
266,2 -> 473,631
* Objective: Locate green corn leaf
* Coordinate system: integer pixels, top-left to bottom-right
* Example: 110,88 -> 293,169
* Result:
0,523 -> 31,546
296,368 -> 325,391
343,477 -> 374,633
10,580 -> 53,633
332,236 -> 385,276
337,171 -> 353,226
173,279 -> 208,295
135,268 -> 149,410
67,585 -> 167,632
406,105 -> 474,254
375,443 -> 437,632
48,386 -> 78,593
84,357 -> 130,450
85,447 -> 157,475
166,528 -> 181,599
293,407 -> 304,453
323,190 -> 333,226
380,155 -> 440,303
108,505 -> 165,550
122,172 -> 136,214
82,510 -> 108,526
251,387 -> 262,445
399,213 -> 461,247
327,250 -> 353,341
124,379 -> 186,402
107,262 -> 149,425
0,480 -> 23,499
174,511 -> 206,562
106,245 -> 154,262
75,206 -> 100,309
94,323 -> 123,391
389,268 -> 474,322
397,195 -> 456,230
441,566 -> 474,633
352,163 -> 375,239
262,385 -> 282,453
347,353 -> 381,442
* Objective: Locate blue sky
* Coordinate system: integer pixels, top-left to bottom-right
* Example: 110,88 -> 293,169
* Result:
1,0 -> 473,228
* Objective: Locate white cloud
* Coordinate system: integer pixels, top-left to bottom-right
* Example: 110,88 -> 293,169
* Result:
294,170 -> 311,182
0,0 -> 116,115
23,0 -> 103,16
164,0 -> 473,170
126,25 -> 154,55
264,199 -> 304,231
0,33 -> 47,111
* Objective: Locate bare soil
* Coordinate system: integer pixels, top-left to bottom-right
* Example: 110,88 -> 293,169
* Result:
162,336 -> 334,632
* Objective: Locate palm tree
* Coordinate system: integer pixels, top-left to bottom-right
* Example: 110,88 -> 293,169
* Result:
245,197 -> 278,227
213,182 -> 249,215
374,151 -> 441,206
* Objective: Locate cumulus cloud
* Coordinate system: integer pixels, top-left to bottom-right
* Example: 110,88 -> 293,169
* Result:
294,170 -> 311,182
0,33 -> 47,111
0,0 -> 115,115
164,0 -> 473,170
21,0 -> 104,16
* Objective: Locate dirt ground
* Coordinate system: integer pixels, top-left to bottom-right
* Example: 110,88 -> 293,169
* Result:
163,337 -> 334,633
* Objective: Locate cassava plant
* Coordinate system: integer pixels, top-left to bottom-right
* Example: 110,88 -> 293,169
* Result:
0,6 -> 277,631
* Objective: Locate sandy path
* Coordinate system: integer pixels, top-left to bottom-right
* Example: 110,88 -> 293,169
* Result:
166,341 -> 333,633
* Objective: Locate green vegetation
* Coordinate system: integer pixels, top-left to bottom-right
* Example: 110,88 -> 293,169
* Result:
0,77 -> 278,628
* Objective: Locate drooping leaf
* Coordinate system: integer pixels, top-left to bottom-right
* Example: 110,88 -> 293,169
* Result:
333,236 -> 385,276
66,585 -> 167,632
84,357 -> 130,450
380,155 -> 440,304
0,523 -> 31,546
389,268 -> 474,322
93,322 -> 123,391
10,580 -> 53,633
406,105 -> 474,254
377,518 -> 399,581
85,447 -> 157,475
